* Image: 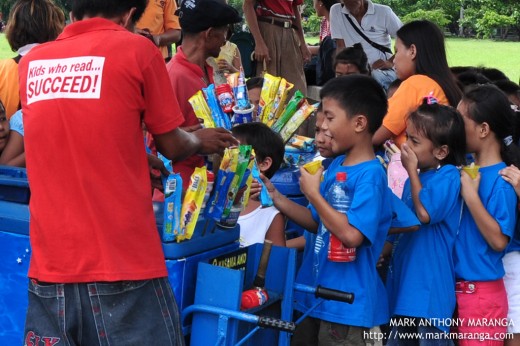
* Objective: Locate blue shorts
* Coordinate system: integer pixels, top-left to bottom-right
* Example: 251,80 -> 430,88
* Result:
24,277 -> 184,345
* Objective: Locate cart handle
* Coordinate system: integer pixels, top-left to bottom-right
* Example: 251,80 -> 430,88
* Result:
294,283 -> 354,304
182,304 -> 296,332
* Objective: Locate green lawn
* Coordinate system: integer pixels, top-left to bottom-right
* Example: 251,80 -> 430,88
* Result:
307,35 -> 519,83
2,33 -> 519,82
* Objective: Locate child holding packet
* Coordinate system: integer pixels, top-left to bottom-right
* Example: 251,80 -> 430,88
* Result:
232,122 -> 286,247
455,84 -> 519,345
259,75 -> 394,345
386,100 -> 466,344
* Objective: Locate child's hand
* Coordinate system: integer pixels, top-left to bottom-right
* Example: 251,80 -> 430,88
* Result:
400,143 -> 418,173
299,166 -> 323,199
460,169 -> 481,200
250,174 -> 278,202
500,165 -> 520,198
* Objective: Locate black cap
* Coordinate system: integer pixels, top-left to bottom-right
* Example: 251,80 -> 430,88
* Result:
176,0 -> 242,33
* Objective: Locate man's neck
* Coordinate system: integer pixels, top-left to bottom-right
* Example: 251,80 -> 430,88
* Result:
181,39 -> 210,72
350,1 -> 367,23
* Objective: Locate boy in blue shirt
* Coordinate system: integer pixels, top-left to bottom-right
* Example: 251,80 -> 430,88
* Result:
262,75 -> 394,345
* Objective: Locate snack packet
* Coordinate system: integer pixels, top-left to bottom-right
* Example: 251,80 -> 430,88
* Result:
204,84 -> 232,130
189,90 -> 215,128
178,166 -> 208,241
206,148 -> 240,221
221,145 -> 252,218
279,101 -> 316,142
252,160 -> 274,207
271,90 -> 305,132
235,67 -> 251,110
288,135 -> 315,151
303,160 -> 323,175
239,155 -> 256,209
265,79 -> 294,127
162,173 -> 183,242
258,73 -> 281,123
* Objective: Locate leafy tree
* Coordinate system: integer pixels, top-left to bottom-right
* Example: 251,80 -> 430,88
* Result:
401,9 -> 450,28
475,10 -> 515,39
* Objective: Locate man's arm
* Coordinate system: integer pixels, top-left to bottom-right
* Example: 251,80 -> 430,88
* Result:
152,28 -> 181,47
153,127 -> 238,162
243,0 -> 270,63
292,3 -> 311,63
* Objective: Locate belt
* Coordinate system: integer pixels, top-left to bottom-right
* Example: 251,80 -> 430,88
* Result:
257,16 -> 298,30
455,280 -> 477,294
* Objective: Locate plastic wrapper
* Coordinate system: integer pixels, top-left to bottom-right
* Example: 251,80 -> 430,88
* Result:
221,145 -> 252,218
235,67 -> 251,110
258,73 -> 281,123
239,156 -> 256,209
288,135 -> 315,151
265,79 -> 294,127
279,101 -> 316,142
162,173 -> 183,242
189,90 -> 215,128
227,72 -> 239,94
203,84 -> 232,130
252,160 -> 273,207
303,160 -> 323,175
178,166 -> 208,241
206,148 -> 240,221
271,90 -> 305,132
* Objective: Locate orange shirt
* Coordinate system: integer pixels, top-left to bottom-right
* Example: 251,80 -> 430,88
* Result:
0,58 -> 20,119
136,0 -> 180,58
383,74 -> 448,148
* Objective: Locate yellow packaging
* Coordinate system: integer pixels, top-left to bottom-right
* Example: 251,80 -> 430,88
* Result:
462,162 -> 480,179
279,101 -> 316,142
266,79 -> 294,127
240,152 -> 256,209
178,166 -> 207,241
258,73 -> 281,124
189,91 -> 215,128
303,160 -> 323,175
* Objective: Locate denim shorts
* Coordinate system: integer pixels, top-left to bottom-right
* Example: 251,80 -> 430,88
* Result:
23,277 -> 184,346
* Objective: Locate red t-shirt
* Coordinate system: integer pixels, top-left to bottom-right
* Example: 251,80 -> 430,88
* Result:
166,47 -> 213,188
19,18 -> 184,283
256,0 -> 303,19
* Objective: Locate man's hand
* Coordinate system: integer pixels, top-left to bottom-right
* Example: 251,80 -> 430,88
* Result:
254,40 -> 270,64
300,44 -> 312,64
147,154 -> 169,192
181,123 -> 203,133
194,127 -> 238,156
372,59 -> 393,70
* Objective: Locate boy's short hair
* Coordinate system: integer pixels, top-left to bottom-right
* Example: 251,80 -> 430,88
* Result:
231,122 -> 284,178
320,75 -> 388,134
71,0 -> 147,23
246,77 -> 264,91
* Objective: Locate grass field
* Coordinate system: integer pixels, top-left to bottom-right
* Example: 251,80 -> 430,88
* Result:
1,33 -> 519,82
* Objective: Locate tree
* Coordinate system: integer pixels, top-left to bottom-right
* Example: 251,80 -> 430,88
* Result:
402,9 -> 450,28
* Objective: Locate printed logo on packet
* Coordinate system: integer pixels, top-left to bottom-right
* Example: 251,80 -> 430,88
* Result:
26,56 -> 105,104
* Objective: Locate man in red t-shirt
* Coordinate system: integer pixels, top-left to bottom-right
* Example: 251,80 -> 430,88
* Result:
167,0 -> 241,188
18,0 -> 236,344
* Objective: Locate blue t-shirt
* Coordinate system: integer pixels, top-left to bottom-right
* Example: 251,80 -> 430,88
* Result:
455,162 -> 517,280
9,110 -> 24,136
295,156 -> 393,327
387,165 -> 462,332
507,219 -> 520,252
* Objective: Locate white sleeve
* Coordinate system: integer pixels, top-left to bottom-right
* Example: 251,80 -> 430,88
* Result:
385,8 -> 403,37
329,3 -> 343,40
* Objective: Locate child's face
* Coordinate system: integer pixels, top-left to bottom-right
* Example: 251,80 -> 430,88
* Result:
248,87 -> 261,119
393,38 -> 416,81
0,111 -> 9,152
335,63 -> 361,77
457,100 -> 480,153
321,97 -> 357,154
315,111 -> 334,158
405,119 -> 438,170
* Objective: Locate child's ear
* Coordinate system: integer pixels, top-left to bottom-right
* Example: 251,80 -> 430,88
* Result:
479,122 -> 491,139
353,115 -> 368,133
258,156 -> 273,173
434,145 -> 449,161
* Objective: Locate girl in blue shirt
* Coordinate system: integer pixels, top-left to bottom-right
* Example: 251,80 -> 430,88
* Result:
455,84 -> 520,345
386,101 -> 466,345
